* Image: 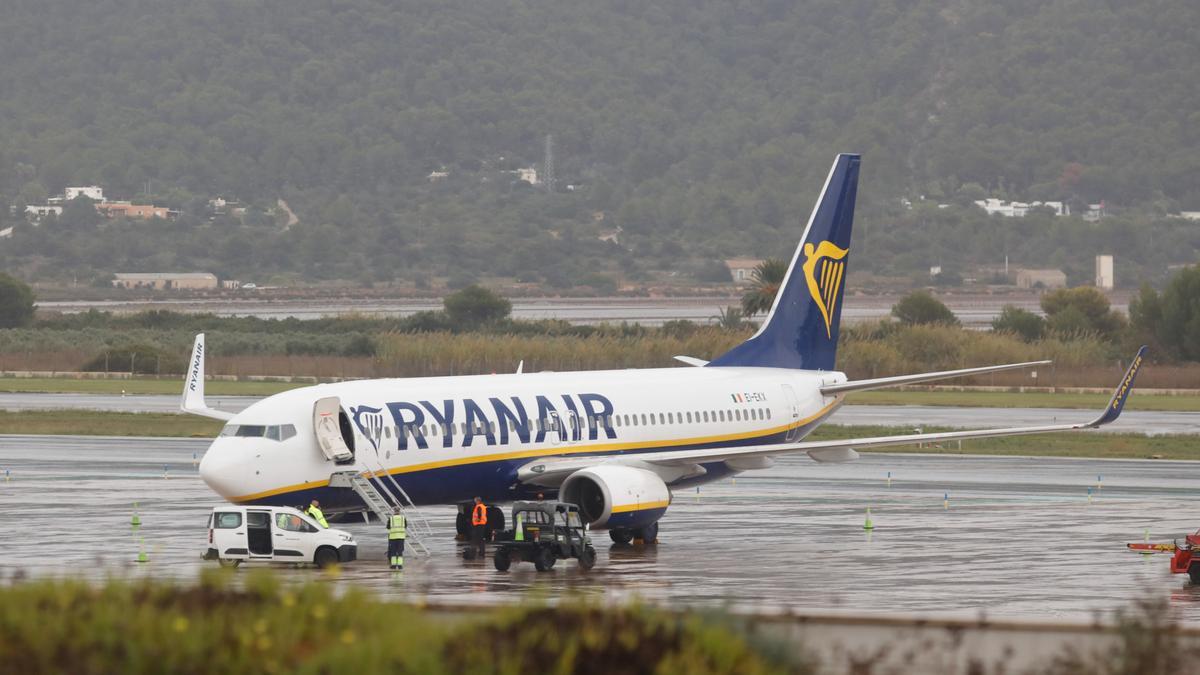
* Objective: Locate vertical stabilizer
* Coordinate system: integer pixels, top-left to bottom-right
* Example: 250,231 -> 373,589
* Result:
709,153 -> 860,371
181,333 -> 235,421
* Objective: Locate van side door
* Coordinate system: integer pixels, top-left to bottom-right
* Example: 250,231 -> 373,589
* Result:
212,510 -> 248,558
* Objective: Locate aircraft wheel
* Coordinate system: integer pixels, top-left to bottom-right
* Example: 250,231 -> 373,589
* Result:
634,521 -> 659,544
609,529 -> 634,545
494,548 -> 512,571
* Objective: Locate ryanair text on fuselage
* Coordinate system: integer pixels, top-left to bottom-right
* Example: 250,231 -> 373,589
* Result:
351,393 -> 617,451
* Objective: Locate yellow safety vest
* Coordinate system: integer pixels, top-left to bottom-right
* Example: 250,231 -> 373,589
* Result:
389,513 -> 406,540
307,505 -> 328,528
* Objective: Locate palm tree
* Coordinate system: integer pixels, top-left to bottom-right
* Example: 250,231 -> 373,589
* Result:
711,305 -> 746,330
741,258 -> 787,316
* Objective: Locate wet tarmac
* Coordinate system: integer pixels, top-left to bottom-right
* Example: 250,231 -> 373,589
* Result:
4,392 -> 1196,436
2,434 -> 1200,622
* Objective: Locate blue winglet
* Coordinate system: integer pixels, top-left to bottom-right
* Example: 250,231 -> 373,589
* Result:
1090,346 -> 1147,427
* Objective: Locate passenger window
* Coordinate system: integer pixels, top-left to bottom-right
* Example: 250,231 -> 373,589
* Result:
214,512 -> 242,528
766,409 -> 772,419
686,412 -> 693,423
641,414 -> 647,426
246,511 -> 270,527
648,414 -> 655,426
659,413 -> 665,425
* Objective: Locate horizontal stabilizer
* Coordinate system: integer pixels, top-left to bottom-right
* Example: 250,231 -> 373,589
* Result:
821,359 -> 1051,395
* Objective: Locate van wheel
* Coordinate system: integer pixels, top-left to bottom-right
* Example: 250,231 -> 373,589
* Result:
314,547 -> 339,569
217,558 -> 241,569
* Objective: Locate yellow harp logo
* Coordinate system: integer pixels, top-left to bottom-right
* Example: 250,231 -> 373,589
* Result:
801,240 -> 849,338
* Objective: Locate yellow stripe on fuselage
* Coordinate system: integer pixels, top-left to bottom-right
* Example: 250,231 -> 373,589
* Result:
611,500 -> 670,514
229,399 -> 842,503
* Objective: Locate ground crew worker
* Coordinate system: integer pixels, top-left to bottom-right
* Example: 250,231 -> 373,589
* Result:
470,496 -> 488,558
388,507 -> 406,570
306,499 -> 328,528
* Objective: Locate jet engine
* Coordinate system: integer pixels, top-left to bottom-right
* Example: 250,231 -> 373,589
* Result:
559,465 -> 671,530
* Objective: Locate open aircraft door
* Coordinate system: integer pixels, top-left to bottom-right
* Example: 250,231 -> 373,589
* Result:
313,396 -> 354,463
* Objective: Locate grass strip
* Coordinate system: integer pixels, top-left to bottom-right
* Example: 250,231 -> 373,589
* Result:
811,424 -> 1200,461
848,389 -> 1200,412
2,377 -> 1199,412
0,410 -> 222,437
0,376 -> 302,396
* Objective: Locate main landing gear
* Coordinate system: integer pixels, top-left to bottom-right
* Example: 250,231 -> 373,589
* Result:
609,521 -> 658,545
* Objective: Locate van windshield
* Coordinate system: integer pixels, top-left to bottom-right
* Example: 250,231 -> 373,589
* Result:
219,424 -> 297,441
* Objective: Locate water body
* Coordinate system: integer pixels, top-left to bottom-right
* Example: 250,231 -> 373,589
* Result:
1,435 -> 1197,623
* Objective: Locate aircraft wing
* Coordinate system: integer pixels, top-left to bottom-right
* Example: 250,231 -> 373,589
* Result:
820,359 -> 1050,395
516,347 -> 1146,486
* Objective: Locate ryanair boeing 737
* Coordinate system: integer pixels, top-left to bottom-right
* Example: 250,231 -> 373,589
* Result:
190,154 -> 1146,543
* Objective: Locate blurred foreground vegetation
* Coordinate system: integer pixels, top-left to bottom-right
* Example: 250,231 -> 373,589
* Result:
0,575 -> 1195,675
0,574 -> 798,675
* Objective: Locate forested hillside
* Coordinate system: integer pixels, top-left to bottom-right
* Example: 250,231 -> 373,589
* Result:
0,0 -> 1196,286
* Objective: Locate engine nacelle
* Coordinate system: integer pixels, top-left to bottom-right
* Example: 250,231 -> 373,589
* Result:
559,465 -> 671,530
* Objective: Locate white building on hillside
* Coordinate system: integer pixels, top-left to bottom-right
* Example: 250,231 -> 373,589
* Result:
65,186 -> 105,202
975,198 -> 1068,217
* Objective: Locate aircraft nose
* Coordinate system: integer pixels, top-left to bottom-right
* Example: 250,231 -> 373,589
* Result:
199,439 -> 242,500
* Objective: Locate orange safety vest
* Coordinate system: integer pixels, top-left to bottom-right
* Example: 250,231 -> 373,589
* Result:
472,503 -> 488,526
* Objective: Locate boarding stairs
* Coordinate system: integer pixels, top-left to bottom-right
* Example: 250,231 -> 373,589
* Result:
328,469 -> 434,556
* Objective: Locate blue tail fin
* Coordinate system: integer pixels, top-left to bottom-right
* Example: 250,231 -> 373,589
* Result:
709,153 -> 860,371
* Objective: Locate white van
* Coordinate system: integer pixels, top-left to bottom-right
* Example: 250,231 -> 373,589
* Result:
202,506 -> 357,568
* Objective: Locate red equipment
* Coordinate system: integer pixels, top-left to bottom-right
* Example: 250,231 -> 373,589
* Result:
1169,532 -> 1200,583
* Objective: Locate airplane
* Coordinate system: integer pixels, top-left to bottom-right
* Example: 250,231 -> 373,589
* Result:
190,153 -> 1147,544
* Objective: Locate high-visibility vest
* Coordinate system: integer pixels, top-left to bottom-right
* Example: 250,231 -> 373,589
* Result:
389,513 -> 406,540
307,505 -> 328,528
472,503 -> 487,526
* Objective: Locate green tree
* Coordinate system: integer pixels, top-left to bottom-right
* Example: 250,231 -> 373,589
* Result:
711,306 -> 748,330
1040,287 -> 1125,338
991,305 -> 1046,342
892,290 -> 959,326
443,285 -> 512,329
0,272 -> 34,328
1160,266 -> 1200,361
740,259 -> 787,316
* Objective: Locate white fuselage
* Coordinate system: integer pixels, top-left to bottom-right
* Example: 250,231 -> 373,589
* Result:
199,366 -> 846,510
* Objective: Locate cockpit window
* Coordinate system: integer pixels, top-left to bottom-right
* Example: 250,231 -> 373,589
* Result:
219,423 -> 297,441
